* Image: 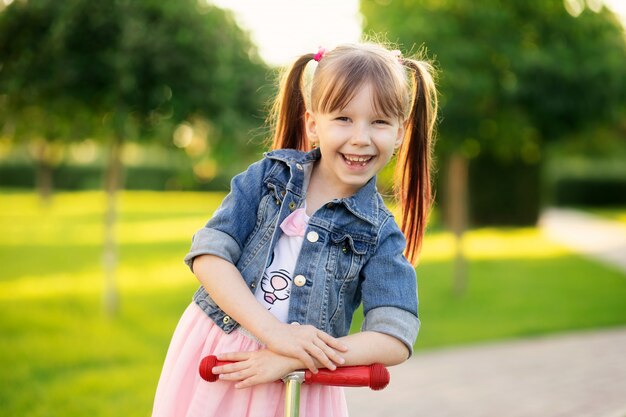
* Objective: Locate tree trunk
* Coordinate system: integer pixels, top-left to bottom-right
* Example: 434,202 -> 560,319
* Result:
35,141 -> 53,206
102,133 -> 124,316
446,154 -> 469,296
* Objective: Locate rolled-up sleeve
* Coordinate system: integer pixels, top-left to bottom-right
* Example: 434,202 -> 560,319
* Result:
360,216 -> 420,356
183,157 -> 271,272
184,228 -> 243,271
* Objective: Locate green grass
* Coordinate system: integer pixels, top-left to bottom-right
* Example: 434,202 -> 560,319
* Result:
1,191 -> 625,416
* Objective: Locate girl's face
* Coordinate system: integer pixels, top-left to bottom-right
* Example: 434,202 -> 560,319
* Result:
306,83 -> 405,197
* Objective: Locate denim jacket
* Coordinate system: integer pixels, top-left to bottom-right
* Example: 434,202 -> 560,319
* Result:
184,148 -> 420,354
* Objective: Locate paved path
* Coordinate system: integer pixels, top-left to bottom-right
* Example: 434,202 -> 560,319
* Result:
346,327 -> 626,417
539,208 -> 626,274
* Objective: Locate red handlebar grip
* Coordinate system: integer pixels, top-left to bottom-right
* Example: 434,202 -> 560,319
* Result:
305,363 -> 389,390
369,363 -> 390,390
199,355 -> 234,382
199,355 -> 390,390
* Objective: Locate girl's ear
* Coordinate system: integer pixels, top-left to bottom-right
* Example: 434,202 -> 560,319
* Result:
394,120 -> 407,149
305,111 -> 319,145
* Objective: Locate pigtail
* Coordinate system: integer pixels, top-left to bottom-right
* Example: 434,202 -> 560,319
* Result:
395,58 -> 438,264
269,54 -> 315,151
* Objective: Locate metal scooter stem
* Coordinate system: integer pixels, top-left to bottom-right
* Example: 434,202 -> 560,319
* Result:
282,371 -> 305,417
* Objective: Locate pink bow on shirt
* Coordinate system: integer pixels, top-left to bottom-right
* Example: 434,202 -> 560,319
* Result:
280,208 -> 309,237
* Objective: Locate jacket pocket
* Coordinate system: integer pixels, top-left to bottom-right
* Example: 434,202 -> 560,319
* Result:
325,232 -> 369,330
325,231 -> 368,278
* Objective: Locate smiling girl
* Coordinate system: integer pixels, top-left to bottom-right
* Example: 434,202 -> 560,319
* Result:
152,42 -> 438,417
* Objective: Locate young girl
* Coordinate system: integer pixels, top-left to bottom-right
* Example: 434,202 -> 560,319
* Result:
152,42 -> 438,417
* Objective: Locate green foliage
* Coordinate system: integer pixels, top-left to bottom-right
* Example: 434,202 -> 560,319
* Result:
361,0 -> 626,157
362,0 -> 626,225
0,0 -> 270,155
467,153 -> 541,224
543,149 -> 626,206
552,177 -> 626,206
1,191 -> 626,415
0,162 -> 233,191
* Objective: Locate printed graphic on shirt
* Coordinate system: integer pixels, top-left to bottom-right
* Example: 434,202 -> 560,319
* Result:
254,209 -> 307,322
259,268 -> 291,307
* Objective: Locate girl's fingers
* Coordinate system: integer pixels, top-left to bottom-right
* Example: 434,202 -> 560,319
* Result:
297,351 -> 318,374
213,352 -> 253,374
313,338 -> 345,367
218,368 -> 252,381
321,342 -> 346,366
212,361 -> 247,375
216,351 -> 251,362
318,331 -> 349,352
308,341 -> 336,371
235,375 -> 261,389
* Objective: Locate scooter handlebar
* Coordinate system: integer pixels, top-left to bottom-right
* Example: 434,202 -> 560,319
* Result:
199,355 -> 390,391
198,355 -> 221,382
304,363 -> 389,390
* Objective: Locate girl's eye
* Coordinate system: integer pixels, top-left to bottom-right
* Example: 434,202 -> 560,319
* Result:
374,119 -> 390,125
335,116 -> 350,122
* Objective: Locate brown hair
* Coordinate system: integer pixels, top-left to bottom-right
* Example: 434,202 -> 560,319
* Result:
269,43 -> 438,264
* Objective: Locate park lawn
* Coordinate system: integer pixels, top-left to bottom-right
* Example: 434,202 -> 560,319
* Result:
1,190 -> 625,417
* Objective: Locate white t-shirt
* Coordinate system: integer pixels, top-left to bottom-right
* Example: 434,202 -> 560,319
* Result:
254,207 -> 310,323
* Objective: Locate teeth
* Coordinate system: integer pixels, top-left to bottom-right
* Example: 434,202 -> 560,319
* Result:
343,154 -> 372,163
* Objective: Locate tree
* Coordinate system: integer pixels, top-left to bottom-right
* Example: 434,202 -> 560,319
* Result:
361,0 -> 626,292
363,0 -> 626,221
0,1 -> 92,203
0,0 -> 269,314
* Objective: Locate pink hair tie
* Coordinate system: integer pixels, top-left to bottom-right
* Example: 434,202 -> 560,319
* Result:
314,46 -> 326,62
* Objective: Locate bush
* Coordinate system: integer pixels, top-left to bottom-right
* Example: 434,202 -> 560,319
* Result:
553,178 -> 626,206
0,163 -> 232,191
544,154 -> 626,207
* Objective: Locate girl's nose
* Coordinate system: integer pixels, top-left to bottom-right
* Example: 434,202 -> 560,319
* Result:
350,124 -> 371,146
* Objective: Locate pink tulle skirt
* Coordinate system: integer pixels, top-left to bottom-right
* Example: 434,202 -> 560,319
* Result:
152,302 -> 349,417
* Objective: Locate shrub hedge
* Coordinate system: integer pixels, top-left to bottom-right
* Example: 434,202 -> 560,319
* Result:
1,161 -> 624,211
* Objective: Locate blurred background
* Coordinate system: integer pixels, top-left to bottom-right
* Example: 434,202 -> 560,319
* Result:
1,0 -> 625,416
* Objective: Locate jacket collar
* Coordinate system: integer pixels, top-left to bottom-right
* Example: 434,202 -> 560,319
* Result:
265,148 -> 382,225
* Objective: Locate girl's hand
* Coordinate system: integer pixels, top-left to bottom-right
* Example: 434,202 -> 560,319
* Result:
213,350 -> 300,389
263,323 -> 347,373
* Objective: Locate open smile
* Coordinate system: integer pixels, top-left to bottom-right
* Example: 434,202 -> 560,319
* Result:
341,153 -> 375,167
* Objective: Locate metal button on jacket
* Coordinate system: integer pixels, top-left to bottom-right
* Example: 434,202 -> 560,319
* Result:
306,231 -> 319,243
222,315 -> 231,324
294,275 -> 306,287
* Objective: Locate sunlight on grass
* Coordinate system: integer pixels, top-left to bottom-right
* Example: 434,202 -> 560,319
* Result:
1,190 -> 625,417
421,228 -> 571,262
0,190 -> 607,303
0,191 -> 223,246
116,218 -> 208,244
0,259 -> 194,301
1,188 -> 574,302
1,191 -> 212,301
